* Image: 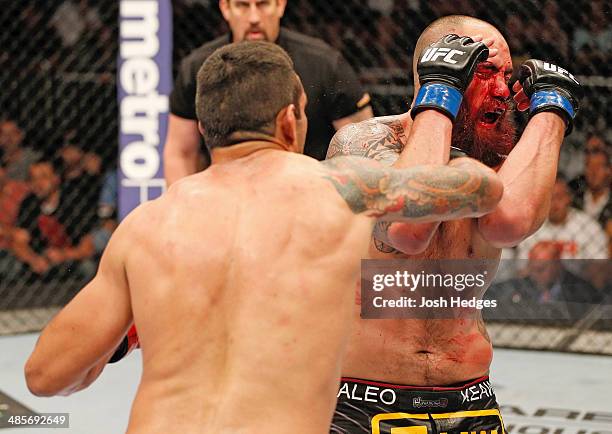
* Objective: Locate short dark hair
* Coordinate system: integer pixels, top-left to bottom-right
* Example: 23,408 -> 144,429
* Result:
29,158 -> 60,176
196,41 -> 302,149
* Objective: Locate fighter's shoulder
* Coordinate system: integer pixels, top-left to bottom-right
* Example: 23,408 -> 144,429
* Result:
327,115 -> 407,163
114,199 -> 164,238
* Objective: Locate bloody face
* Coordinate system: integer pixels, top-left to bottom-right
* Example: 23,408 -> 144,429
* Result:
585,152 -> 610,193
451,35 -> 516,167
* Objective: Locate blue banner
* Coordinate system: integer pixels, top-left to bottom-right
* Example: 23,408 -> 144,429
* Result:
118,0 -> 172,219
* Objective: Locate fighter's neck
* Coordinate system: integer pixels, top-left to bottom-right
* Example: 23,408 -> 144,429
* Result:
211,139 -> 291,163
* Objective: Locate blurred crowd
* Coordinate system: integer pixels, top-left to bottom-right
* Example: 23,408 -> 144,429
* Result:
0,119 -> 117,293
0,0 -> 610,320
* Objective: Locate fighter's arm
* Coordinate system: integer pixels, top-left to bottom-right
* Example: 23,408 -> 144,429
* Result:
163,114 -> 201,186
326,116 -> 405,164
477,60 -> 583,247
376,36 -> 501,253
477,112 -> 564,247
373,109 -> 455,254
24,217 -> 134,396
321,156 -> 502,222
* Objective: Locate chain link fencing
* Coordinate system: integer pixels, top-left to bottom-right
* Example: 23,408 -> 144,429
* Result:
1,0 -> 610,353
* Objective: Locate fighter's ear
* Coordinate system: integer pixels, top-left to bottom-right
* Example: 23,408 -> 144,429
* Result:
276,104 -> 297,146
197,121 -> 205,138
276,0 -> 287,17
219,0 -> 231,21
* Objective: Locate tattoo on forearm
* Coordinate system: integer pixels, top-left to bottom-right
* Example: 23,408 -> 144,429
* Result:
322,156 -> 493,222
326,117 -> 407,166
372,221 -> 401,253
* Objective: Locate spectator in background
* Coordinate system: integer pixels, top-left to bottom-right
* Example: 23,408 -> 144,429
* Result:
573,0 -> 612,55
57,142 -> 102,231
535,0 -> 570,64
504,13 -> 531,65
0,120 -> 41,182
92,169 -> 117,259
0,162 -> 29,248
0,161 -> 29,286
374,15 -> 408,69
489,241 -> 602,320
164,0 -> 373,185
606,217 -> 612,259
567,134 -> 608,192
573,0 -> 611,75
574,148 -> 611,227
11,160 -> 97,283
516,175 -> 608,259
50,0 -> 101,49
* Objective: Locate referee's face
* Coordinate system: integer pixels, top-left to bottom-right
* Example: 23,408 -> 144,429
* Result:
220,0 -> 287,43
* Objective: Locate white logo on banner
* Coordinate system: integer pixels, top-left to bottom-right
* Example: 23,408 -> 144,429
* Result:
119,1 -> 169,212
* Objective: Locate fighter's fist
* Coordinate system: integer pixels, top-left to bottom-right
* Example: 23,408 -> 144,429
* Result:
411,34 -> 489,121
518,59 -> 583,135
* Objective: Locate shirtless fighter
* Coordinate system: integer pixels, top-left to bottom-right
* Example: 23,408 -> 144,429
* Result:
24,42 -> 502,434
327,16 -> 582,434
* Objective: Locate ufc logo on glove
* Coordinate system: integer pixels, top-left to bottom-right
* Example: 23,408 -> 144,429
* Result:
543,62 -> 579,84
421,47 -> 466,64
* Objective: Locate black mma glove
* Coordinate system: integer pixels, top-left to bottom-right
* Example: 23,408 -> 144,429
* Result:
411,34 -> 489,121
518,59 -> 583,135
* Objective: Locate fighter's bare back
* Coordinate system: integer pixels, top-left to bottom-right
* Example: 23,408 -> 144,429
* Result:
122,151 -> 374,434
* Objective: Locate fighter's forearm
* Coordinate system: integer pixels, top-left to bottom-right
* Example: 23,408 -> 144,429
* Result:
25,332 -> 99,397
323,157 -> 503,223
379,111 -> 452,253
24,277 -> 125,397
478,112 -> 565,246
394,111 -> 452,168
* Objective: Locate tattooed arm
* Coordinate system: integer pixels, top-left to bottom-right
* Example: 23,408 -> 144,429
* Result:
326,116 -> 406,164
375,110 -> 454,253
321,156 -> 502,222
326,112 -> 454,253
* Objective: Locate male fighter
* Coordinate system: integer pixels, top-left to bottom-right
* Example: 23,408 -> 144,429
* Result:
24,42 -> 502,434
327,16 -> 582,433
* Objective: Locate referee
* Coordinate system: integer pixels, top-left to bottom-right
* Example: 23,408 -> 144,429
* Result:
164,0 -> 373,185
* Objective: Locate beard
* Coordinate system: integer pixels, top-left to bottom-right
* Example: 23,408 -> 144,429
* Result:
452,103 -> 517,167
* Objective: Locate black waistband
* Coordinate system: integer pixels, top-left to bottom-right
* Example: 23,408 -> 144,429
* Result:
337,376 -> 497,412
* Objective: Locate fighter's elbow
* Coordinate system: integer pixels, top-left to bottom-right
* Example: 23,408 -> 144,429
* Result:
477,209 -> 538,247
24,359 -> 57,397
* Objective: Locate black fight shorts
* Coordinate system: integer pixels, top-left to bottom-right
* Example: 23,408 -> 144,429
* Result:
330,376 -> 505,434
